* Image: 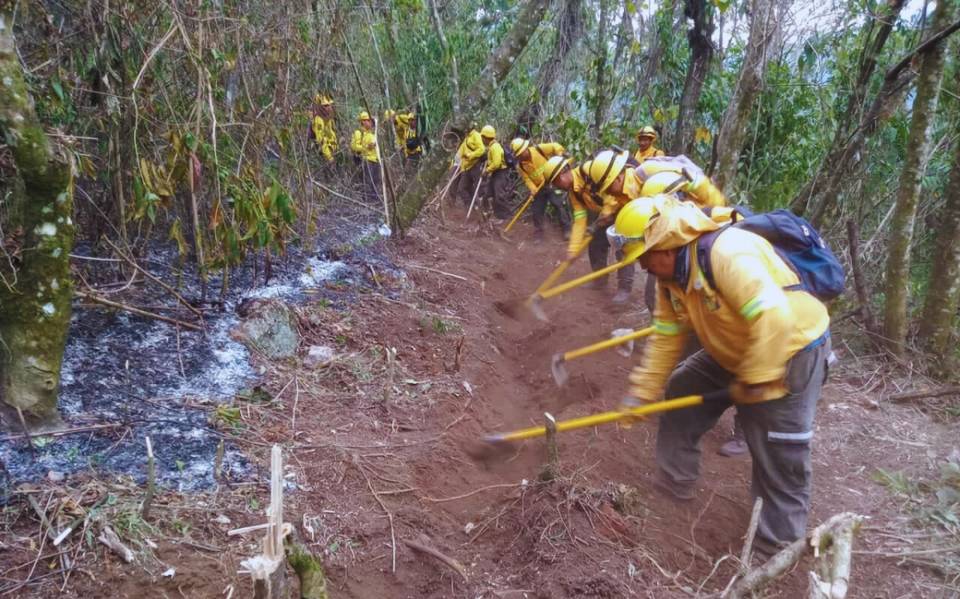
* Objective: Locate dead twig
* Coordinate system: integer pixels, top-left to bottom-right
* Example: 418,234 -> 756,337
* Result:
75,291 -> 202,331
886,386 -> 960,403
424,482 -> 523,503
352,455 -> 397,573
403,535 -> 468,583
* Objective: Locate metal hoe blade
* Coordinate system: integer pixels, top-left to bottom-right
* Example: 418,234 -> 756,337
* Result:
528,295 -> 549,322
551,354 -> 569,387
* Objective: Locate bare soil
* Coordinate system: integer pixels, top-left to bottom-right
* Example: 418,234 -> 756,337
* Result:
2,206 -> 958,598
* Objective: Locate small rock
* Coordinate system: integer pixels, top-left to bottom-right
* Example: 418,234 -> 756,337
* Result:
162,567 -> 176,578
232,299 -> 300,360
46,470 -> 65,483
304,345 -> 336,368
464,522 -> 476,535
214,514 -> 231,525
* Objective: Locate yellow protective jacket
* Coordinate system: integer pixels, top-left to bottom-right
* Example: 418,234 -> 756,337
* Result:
394,113 -> 421,157
629,226 -> 830,404
566,169 -> 603,257
634,145 -> 665,163
312,115 -> 338,162
351,128 -> 379,163
517,142 -> 566,193
457,129 -> 486,171
484,141 -> 507,174
636,156 -> 726,207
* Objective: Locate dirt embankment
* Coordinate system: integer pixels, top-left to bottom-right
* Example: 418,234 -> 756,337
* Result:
4,207 -> 957,598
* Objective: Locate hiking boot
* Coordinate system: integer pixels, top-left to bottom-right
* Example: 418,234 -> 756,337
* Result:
653,470 -> 695,502
718,437 -> 749,457
611,289 -> 631,305
562,229 -> 571,241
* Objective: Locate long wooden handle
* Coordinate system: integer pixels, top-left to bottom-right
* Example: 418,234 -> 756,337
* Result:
503,193 -> 535,233
485,395 -> 705,443
534,235 -> 594,294
563,327 -> 654,361
537,244 -> 645,300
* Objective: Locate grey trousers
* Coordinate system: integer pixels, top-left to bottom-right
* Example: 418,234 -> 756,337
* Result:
656,336 -> 831,548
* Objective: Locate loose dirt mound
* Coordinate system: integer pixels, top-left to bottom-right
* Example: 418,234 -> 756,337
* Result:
3,207 -> 956,598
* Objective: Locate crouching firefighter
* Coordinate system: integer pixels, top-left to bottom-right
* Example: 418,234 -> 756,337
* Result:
609,196 -> 835,556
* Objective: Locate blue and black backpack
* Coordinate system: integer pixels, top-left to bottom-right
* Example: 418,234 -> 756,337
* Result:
695,208 -> 846,302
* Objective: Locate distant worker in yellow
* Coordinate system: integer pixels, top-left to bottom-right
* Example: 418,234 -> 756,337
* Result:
350,111 -> 382,204
453,126 -> 487,207
311,94 -> 338,163
510,137 -> 571,241
634,126 -> 664,163
386,109 -> 424,163
481,126 -> 512,219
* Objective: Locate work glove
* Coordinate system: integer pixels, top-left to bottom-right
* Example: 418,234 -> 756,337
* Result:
730,380 -> 780,403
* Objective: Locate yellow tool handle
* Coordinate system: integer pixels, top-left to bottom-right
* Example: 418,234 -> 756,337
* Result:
537,245 -> 645,300
487,395 -> 705,443
503,193 -> 535,233
534,235 -> 593,294
563,326 -> 654,361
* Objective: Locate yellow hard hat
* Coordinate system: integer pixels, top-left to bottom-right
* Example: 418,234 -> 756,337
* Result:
636,126 -> 658,141
607,198 -> 659,256
510,137 -> 530,156
481,125 -> 496,139
640,171 -> 689,197
384,109 -> 397,121
358,111 -> 371,122
581,150 -> 630,194
543,155 -> 572,186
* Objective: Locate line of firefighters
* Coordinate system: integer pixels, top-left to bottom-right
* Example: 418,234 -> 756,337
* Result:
449,123 -> 833,559
311,96 -> 833,557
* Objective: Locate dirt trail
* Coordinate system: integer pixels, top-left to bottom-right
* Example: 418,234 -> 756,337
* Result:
15,206 -> 956,598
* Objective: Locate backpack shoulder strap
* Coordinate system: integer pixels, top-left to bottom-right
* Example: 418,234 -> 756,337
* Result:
694,229 -> 725,292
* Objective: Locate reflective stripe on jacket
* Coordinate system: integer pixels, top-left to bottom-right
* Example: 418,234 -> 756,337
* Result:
628,227 -> 830,403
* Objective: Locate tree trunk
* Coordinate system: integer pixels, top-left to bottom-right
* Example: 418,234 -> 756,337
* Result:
590,0 -> 610,136
0,10 -> 75,427
713,0 -> 782,195
789,0 -> 906,216
882,1 -> 956,356
919,76 -> 960,362
515,0 -> 583,136
426,0 -> 460,117
671,0 -> 715,155
395,0 -> 551,229
800,14 -> 960,227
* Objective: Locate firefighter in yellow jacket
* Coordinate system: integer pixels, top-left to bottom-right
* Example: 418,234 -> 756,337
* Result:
350,111 -> 381,204
634,126 -> 665,163
311,94 -> 338,163
386,109 -> 423,163
453,127 -> 487,206
609,196 -> 831,556
569,150 -> 728,304
510,137 -> 571,240
481,127 -> 511,218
